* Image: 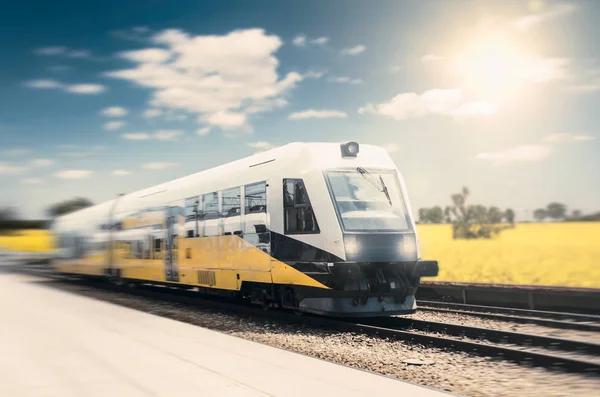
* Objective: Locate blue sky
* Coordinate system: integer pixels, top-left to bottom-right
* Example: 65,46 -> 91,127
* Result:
1,0 -> 599,220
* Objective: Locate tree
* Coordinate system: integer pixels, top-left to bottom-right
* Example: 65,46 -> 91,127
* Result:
533,208 -> 547,222
46,197 -> 93,218
487,206 -> 503,224
428,206 -> 444,223
450,186 -> 470,224
469,204 -> 489,224
0,207 -> 19,221
571,209 -> 582,219
418,206 -> 444,223
447,187 -> 503,240
546,202 -> 567,221
418,208 -> 427,224
443,206 -> 452,223
504,208 -> 515,224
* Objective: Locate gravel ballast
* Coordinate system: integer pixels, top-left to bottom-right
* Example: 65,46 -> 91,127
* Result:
23,276 -> 600,397
408,311 -> 600,344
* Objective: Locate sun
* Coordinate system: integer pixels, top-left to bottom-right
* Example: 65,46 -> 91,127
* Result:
455,32 -> 529,101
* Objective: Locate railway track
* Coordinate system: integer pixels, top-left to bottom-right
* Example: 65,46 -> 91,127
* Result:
6,264 -> 600,375
418,300 -> 600,332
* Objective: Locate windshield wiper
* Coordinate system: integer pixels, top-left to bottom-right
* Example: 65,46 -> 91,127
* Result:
356,167 -> 392,206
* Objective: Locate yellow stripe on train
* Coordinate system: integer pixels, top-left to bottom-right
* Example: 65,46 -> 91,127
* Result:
52,235 -> 330,291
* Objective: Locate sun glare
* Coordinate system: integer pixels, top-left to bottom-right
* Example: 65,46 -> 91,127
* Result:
456,33 -> 529,100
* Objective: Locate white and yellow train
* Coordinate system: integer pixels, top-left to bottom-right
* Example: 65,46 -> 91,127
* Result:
51,142 -> 439,317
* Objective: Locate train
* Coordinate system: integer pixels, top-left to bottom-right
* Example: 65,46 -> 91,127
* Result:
50,141 -> 439,317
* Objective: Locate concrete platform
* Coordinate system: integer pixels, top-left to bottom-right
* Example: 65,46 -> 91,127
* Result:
0,272 -> 450,397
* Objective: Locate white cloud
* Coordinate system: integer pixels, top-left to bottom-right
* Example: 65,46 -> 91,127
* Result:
569,79 -> 600,93
122,130 -> 183,141
476,145 -> 551,165
200,111 -> 248,131
341,45 -> 367,56
542,133 -> 595,143
33,46 -> 67,55
106,28 -> 302,132
421,54 -> 442,62
143,108 -> 163,118
293,35 -> 329,46
567,67 -> 600,93
520,57 -> 569,83
21,178 -> 41,185
104,120 -> 126,131
24,80 -> 107,94
112,170 -> 131,176
65,84 -> 106,94
119,48 -> 172,63
67,49 -> 91,58
451,101 -> 497,118
30,159 -> 54,167
100,106 -> 128,117
247,141 -> 276,152
3,148 -> 30,156
123,133 -> 151,140
24,79 -> 62,89
154,130 -> 183,141
292,35 -> 306,47
54,170 -> 92,179
196,127 -> 211,136
382,143 -> 400,153
32,46 -> 91,58
0,162 -> 27,175
514,3 -> 578,29
288,109 -> 348,120
142,162 -> 179,170
358,89 -> 497,120
311,37 -> 329,45
328,76 -> 363,84
304,71 -> 326,79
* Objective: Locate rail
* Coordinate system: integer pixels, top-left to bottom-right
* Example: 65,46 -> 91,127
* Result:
417,281 -> 600,314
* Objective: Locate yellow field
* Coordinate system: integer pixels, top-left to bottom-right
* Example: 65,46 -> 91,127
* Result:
0,230 -> 56,253
1,223 -> 599,288
417,223 -> 600,289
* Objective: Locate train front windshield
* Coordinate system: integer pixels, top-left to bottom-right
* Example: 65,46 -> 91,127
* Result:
325,168 -> 411,232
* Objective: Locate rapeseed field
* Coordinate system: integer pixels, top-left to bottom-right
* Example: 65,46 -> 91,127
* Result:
1,223 -> 599,288
0,230 -> 56,253
417,223 -> 600,288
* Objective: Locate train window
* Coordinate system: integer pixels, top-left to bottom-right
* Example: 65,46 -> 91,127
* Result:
185,196 -> 201,237
283,179 -> 320,234
245,182 -> 266,214
154,238 -> 162,252
202,192 -> 219,220
137,239 -> 144,259
222,187 -> 241,218
148,236 -> 154,259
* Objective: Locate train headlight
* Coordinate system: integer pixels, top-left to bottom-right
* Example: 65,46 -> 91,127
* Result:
341,141 -> 359,157
344,235 -> 359,255
400,235 -> 417,257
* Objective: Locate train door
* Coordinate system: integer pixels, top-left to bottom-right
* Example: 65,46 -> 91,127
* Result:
164,206 -> 181,282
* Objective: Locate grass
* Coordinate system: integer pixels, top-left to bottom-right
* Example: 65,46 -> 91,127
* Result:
1,223 -> 599,288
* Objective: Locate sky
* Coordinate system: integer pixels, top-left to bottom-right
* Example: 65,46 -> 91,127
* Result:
1,0 -> 599,220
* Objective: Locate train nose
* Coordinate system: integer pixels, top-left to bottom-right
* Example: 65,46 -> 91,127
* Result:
343,233 -> 418,263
